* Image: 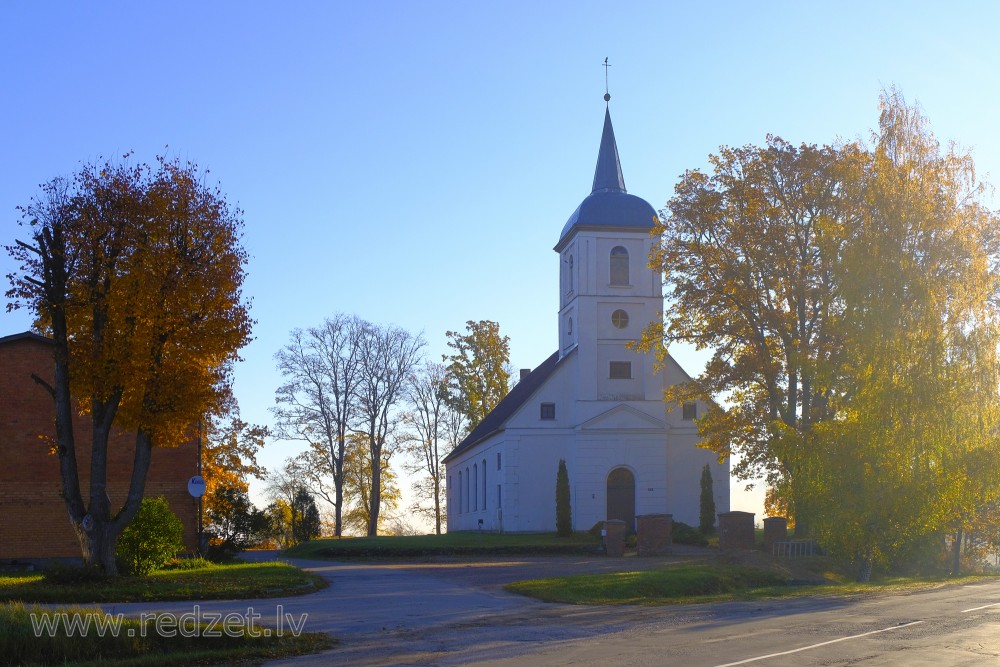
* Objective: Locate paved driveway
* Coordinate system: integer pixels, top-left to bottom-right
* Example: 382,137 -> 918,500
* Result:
85,549 -> 703,665
249,549 -> 711,666
92,550 -> 1000,665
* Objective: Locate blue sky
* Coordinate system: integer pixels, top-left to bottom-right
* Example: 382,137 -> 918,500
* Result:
4,2 -> 1000,524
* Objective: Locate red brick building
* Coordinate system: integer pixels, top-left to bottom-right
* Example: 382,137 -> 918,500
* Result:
0,331 -> 199,563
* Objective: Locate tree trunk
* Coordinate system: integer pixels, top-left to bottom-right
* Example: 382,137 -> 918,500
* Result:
77,519 -> 121,575
334,432 -> 345,537
334,475 -> 344,537
368,447 -> 381,537
951,529 -> 963,577
434,477 -> 441,535
791,483 -> 810,538
857,548 -> 874,583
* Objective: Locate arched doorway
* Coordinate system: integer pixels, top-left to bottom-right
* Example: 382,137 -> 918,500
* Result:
606,467 -> 635,532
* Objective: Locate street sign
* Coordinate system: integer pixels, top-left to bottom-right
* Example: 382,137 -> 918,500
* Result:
187,475 -> 206,498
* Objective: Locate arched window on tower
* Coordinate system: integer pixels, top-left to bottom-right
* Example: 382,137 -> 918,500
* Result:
568,254 -> 574,293
610,246 -> 629,286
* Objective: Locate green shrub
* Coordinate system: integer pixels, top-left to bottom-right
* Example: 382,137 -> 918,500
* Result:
672,520 -> 709,547
162,556 -> 215,571
206,485 -> 273,555
291,489 -> 321,544
117,497 -> 184,576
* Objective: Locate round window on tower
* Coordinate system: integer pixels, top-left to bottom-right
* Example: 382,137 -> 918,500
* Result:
611,309 -> 629,329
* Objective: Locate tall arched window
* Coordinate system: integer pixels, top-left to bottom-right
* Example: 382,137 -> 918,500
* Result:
458,471 -> 463,513
465,467 -> 470,514
482,459 -> 488,509
473,464 -> 478,511
610,246 -> 629,286
568,254 -> 574,292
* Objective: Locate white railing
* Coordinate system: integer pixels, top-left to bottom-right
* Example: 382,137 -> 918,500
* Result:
772,540 -> 816,558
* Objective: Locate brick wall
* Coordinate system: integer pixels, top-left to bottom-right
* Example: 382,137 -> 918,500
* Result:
0,333 -> 199,561
718,511 -> 756,550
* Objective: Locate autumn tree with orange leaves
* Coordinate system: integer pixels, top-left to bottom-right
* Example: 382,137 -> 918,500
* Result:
642,91 -> 1000,579
640,134 -> 863,534
6,156 -> 252,575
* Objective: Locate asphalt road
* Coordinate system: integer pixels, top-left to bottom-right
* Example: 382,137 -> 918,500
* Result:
96,551 -> 1000,666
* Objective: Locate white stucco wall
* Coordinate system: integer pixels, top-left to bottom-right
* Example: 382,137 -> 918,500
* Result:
444,224 -> 730,534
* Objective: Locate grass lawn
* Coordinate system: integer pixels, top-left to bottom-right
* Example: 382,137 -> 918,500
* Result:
1,601 -> 333,667
283,531 -> 602,559
505,560 -> 993,605
0,561 -> 326,604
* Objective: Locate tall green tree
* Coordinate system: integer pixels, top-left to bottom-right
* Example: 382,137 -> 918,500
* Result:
443,320 -> 511,429
292,489 -> 322,543
804,91 -> 1000,580
6,156 -> 252,574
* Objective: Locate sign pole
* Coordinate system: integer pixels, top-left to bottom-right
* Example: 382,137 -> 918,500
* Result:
189,419 -> 207,557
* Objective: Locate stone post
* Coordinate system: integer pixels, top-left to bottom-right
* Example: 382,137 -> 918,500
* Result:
762,517 -> 788,553
604,519 -> 626,557
718,511 -> 755,550
636,514 -> 672,556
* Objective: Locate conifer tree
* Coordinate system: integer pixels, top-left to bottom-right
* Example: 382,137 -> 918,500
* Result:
699,464 -> 716,535
556,459 -> 572,536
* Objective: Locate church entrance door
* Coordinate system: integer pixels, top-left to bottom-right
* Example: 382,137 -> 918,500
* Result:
606,467 -> 635,532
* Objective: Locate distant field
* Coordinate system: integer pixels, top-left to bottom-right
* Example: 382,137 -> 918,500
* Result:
283,531 -> 602,559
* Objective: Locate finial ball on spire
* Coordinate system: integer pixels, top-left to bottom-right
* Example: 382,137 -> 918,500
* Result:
604,93 -> 611,102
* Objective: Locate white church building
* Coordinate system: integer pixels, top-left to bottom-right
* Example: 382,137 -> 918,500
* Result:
443,99 -> 729,533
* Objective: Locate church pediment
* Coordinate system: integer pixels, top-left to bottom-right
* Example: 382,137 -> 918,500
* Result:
579,404 -> 665,431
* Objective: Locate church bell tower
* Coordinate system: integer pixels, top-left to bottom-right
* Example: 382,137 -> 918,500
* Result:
553,95 -> 663,403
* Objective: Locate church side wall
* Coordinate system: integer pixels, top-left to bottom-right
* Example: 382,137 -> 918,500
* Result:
446,436 -> 505,533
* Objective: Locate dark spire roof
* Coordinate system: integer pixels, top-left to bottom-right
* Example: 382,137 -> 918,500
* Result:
555,104 -> 656,251
591,107 -> 626,194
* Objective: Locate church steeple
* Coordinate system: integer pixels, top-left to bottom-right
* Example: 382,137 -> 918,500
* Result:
591,107 -> 626,194
555,93 -> 656,251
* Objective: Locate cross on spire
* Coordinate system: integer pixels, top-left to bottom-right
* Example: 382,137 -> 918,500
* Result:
602,57 -> 611,102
